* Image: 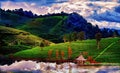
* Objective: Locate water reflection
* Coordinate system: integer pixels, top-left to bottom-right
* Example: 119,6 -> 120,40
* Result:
0,60 -> 120,73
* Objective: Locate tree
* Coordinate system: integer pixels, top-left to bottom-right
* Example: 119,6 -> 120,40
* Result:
64,34 -> 72,43
78,31 -> 85,41
68,46 -> 72,59
72,32 -> 77,41
63,34 -> 67,43
56,50 -> 59,60
95,32 -> 102,49
68,33 -> 73,42
48,49 -> 53,60
40,42 -> 44,51
113,30 -> 119,37
60,50 -> 64,60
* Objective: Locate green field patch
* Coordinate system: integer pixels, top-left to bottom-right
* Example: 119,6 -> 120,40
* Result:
14,38 -> 120,63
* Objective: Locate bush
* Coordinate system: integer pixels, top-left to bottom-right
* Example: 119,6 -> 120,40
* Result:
0,45 -> 31,55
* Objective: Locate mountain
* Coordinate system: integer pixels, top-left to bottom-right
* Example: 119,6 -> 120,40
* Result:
0,8 -> 119,43
17,12 -> 100,42
1,0 -> 120,29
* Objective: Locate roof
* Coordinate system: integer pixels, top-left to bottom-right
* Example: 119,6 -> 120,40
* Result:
76,55 -> 86,61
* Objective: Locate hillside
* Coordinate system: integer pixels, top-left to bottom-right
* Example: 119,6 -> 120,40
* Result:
17,12 -> 119,43
17,13 -> 97,43
0,26 -> 52,55
18,15 -> 68,43
0,8 -> 32,27
1,8 -> 119,43
14,37 -> 120,63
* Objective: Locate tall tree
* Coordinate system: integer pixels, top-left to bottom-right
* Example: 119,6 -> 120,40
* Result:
72,32 -> 77,41
63,34 -> 67,43
78,31 -> 85,41
95,32 -> 102,49
56,50 -> 59,60
68,33 -> 73,42
113,30 -> 119,37
68,46 -> 72,59
48,49 -> 53,60
60,50 -> 64,60
40,41 -> 44,51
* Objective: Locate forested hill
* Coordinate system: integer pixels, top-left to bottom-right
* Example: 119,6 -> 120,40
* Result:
0,8 -> 119,43
18,12 -> 119,43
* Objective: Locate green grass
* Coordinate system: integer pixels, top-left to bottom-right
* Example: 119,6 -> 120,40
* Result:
0,26 -> 52,55
14,37 -> 120,63
20,16 -> 66,33
18,16 -> 68,42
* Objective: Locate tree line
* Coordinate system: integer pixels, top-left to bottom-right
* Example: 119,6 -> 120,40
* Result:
63,30 -> 119,49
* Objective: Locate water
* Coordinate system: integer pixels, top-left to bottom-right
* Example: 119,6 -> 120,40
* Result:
0,60 -> 120,73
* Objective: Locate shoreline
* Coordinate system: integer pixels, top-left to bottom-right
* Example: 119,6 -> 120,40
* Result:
1,55 -> 120,66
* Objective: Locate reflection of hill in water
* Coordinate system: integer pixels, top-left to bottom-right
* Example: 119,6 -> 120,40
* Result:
0,60 -> 120,73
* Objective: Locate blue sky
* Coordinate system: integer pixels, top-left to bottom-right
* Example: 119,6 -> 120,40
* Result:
1,0 -> 120,29
0,0 -> 68,5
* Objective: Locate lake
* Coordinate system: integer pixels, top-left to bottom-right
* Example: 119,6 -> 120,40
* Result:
0,60 -> 120,73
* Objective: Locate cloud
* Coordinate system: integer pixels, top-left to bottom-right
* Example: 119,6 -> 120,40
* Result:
91,10 -> 120,23
1,0 -> 120,29
0,0 -> 13,1
0,0 -> 68,5
114,5 -> 120,13
1,1 -> 44,15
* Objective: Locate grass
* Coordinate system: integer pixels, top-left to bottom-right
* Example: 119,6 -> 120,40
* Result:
20,16 -> 66,33
0,26 -> 52,55
14,37 -> 120,63
18,16 -> 68,42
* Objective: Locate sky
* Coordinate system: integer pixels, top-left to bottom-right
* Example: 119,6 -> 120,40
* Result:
0,0 -> 120,29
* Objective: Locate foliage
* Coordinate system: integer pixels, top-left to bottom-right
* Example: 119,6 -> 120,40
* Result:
1,8 -> 120,43
60,50 -> 65,60
0,45 -> 31,55
48,49 -> 53,60
68,46 -> 72,59
56,50 -> 59,59
95,32 -> 102,49
78,31 -> 85,41
14,37 -> 120,63
0,26 -> 52,55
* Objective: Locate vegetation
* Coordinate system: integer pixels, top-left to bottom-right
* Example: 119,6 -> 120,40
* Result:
95,32 -> 102,49
13,37 -> 120,63
0,8 -> 120,64
0,26 -> 52,55
1,8 -> 119,43
19,16 -> 68,43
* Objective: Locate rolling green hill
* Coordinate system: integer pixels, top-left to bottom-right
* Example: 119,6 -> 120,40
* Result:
0,26 -> 52,55
14,37 -> 120,63
18,16 -> 68,43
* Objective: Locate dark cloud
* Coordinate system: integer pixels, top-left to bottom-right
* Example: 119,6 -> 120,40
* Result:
115,6 -> 120,13
91,5 -> 120,23
91,10 -> 120,23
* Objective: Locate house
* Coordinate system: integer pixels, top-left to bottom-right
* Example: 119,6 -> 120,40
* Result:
75,54 -> 86,65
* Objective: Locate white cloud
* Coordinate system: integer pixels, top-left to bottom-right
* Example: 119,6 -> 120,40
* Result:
31,3 -> 36,6
1,1 -> 48,15
1,0 -> 120,29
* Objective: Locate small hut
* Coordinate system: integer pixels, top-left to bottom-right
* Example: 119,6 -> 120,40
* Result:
76,54 -> 86,65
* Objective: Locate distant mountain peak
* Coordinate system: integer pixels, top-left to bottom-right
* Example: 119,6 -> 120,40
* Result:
67,12 -> 87,26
